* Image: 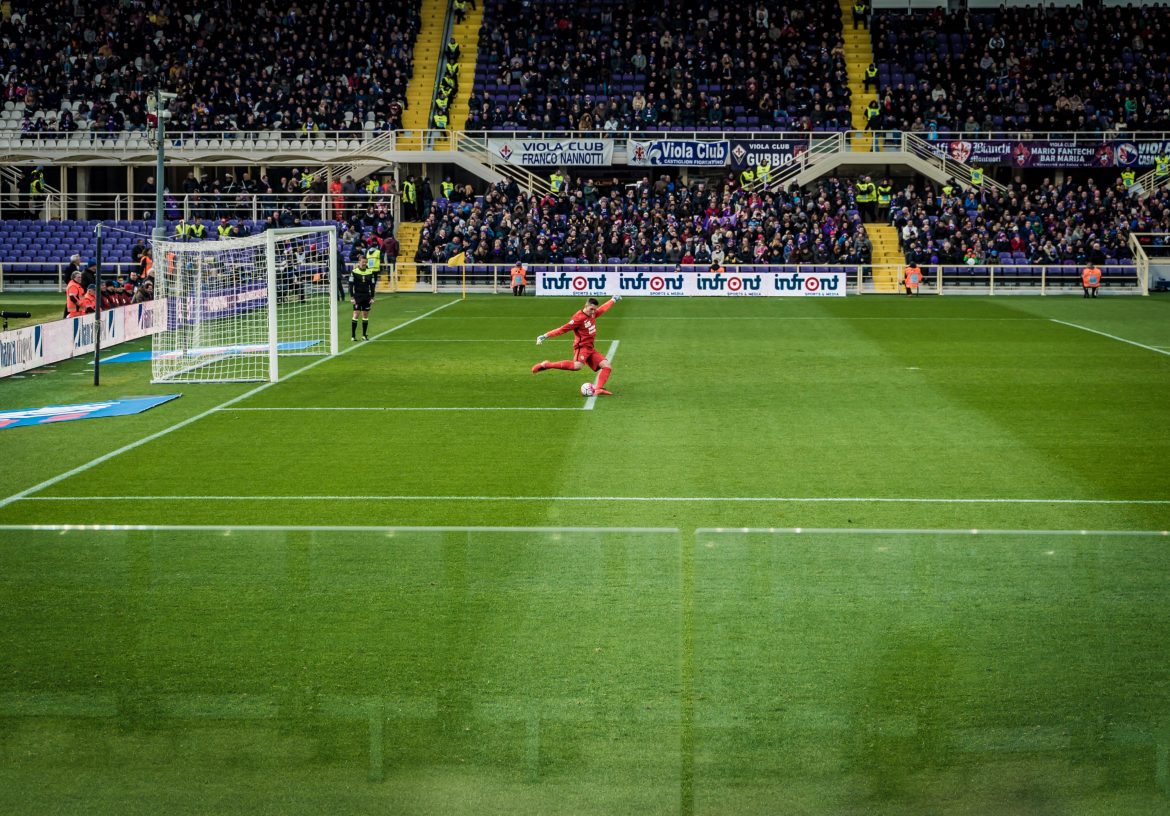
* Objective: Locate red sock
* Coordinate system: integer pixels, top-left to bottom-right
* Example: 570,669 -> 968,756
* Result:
596,367 -> 612,388
546,360 -> 577,370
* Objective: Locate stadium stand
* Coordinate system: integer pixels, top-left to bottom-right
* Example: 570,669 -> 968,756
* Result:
886,177 -> 1167,274
0,0 -> 421,133
413,175 -> 872,266
870,7 -> 1170,133
466,0 -> 853,131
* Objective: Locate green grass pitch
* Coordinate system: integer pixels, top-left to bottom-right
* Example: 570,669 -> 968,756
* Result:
1,292 -> 1169,814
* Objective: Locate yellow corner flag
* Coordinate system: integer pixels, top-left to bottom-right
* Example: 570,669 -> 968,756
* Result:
447,252 -> 468,298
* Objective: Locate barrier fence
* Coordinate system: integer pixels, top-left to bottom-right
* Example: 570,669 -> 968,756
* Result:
0,262 -> 1144,295
391,262 -> 1145,296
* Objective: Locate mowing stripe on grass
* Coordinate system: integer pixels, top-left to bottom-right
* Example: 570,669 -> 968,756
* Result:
1050,318 -> 1170,357
17,495 -> 1170,505
584,340 -> 620,410
0,299 -> 462,511
0,524 -> 680,534
222,406 -> 585,412
695,527 -> 1170,537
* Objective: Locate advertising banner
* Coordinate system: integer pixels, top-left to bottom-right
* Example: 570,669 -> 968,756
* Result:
628,139 -> 729,167
487,138 -> 614,166
0,395 -> 181,430
0,300 -> 166,379
0,323 -> 45,378
536,268 -> 847,297
929,139 -> 1168,168
729,139 -> 808,169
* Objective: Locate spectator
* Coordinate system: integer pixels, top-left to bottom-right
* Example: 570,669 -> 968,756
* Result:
1,1 -> 419,134
871,7 -> 1170,133
468,0 -> 851,132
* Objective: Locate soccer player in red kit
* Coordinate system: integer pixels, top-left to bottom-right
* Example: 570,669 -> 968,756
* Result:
531,294 -> 621,395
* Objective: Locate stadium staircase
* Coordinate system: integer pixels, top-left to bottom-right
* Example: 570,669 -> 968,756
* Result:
866,223 -> 902,292
394,222 -> 422,290
839,0 -> 878,151
448,2 -> 483,131
402,0 -> 449,139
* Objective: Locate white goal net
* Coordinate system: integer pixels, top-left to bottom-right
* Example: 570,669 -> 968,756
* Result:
151,227 -> 338,382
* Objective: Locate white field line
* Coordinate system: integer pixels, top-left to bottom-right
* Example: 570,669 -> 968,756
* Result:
222,407 -> 583,412
1050,319 -> 1170,357
584,339 -> 620,411
0,299 -> 463,511
17,495 -> 1170,505
0,524 -> 1159,537
0,524 -> 680,534
695,527 -> 1170,537
434,316 -> 1047,321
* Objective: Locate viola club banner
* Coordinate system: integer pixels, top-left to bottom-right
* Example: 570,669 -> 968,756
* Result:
729,139 -> 809,169
0,300 -> 165,378
628,139 -> 729,167
536,269 -> 847,297
487,138 -> 614,166
929,139 -> 1168,168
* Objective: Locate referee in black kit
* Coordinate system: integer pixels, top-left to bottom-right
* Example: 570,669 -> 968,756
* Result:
349,254 -> 377,341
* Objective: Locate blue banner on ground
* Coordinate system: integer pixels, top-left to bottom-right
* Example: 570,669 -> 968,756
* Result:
103,340 -> 320,364
0,394 -> 181,430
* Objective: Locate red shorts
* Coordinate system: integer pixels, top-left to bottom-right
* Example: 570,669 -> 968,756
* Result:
574,347 -> 608,371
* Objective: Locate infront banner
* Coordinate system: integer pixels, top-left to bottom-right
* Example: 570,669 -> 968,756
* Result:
536,269 -> 847,297
488,138 -> 614,166
0,300 -> 166,379
628,139 -> 729,167
929,139 -> 1168,168
729,139 -> 809,169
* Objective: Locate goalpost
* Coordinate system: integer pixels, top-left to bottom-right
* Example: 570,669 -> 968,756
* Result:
151,227 -> 339,382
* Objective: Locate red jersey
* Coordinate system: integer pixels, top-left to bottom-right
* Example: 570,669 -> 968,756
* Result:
546,299 -> 615,352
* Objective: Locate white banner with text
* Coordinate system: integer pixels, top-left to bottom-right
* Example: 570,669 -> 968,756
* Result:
0,300 -> 166,378
535,269 -> 847,297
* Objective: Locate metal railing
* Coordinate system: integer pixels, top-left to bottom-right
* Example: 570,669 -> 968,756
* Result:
0,192 -> 397,224
903,133 -> 1009,193
452,132 -> 550,196
0,262 -> 139,292
750,133 -> 844,193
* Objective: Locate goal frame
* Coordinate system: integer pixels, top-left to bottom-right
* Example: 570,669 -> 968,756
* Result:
151,226 -> 338,383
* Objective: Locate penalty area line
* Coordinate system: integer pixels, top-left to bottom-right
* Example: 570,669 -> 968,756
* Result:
1050,319 -> 1170,358
0,524 -> 681,534
221,406 -> 584,412
0,299 -> 463,511
584,340 -> 620,410
695,526 -> 1170,537
16,495 -> 1170,506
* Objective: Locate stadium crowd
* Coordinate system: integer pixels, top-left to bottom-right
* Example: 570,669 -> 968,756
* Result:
871,7 -> 1170,133
62,250 -> 154,317
467,0 -> 852,131
3,0 -> 419,133
413,175 -> 873,266
410,170 -> 1168,270
887,176 -> 1169,266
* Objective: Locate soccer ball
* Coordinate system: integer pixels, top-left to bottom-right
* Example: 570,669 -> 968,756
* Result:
580,382 -> 595,397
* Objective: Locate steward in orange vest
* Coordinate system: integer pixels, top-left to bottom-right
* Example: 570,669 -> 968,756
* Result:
510,262 -> 527,297
903,263 -> 923,296
65,271 -> 86,317
1081,265 -> 1101,298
